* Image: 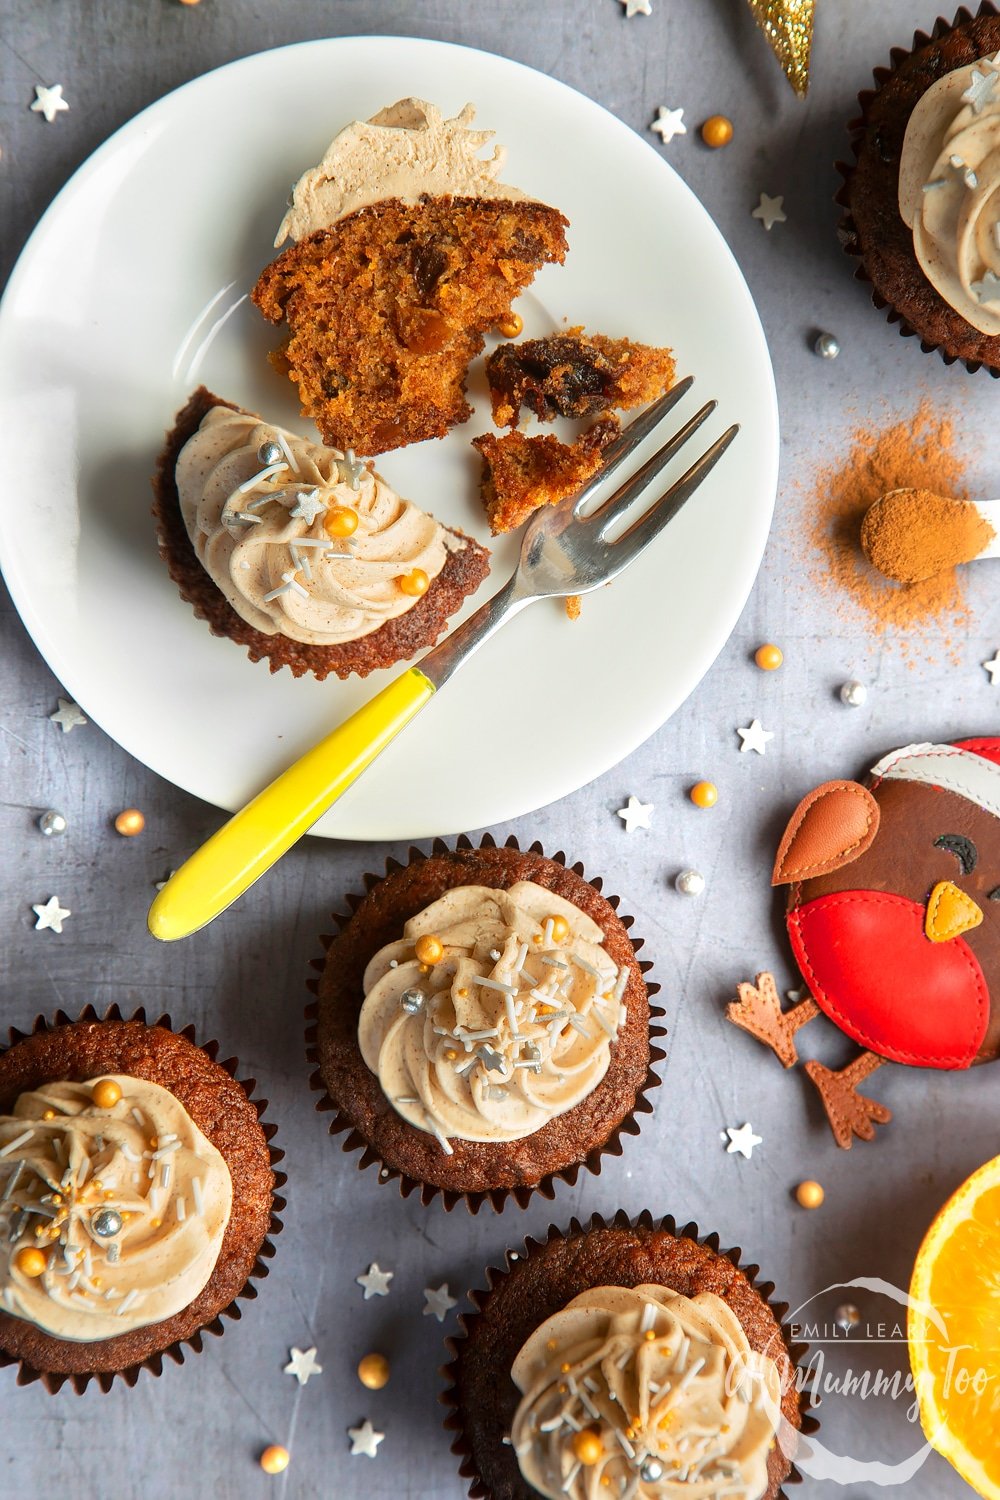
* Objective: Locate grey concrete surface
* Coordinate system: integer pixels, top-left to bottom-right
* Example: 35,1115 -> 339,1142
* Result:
2,2 -> 998,1496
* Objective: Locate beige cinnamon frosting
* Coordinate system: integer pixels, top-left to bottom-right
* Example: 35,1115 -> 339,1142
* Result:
510,1285 -> 784,1500
276,97 -> 528,246
899,51 -> 1000,334
357,882 -> 628,1149
175,405 -> 460,646
0,1077 -> 232,1342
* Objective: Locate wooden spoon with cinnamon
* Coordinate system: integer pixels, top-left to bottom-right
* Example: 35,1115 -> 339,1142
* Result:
860,487 -> 1000,584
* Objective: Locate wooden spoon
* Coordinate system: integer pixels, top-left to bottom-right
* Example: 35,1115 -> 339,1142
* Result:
860,487 -> 1000,584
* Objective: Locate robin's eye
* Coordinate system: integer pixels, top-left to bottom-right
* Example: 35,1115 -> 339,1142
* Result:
934,834 -> 978,875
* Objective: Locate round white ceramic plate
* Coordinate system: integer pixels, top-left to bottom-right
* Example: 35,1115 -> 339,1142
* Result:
0,36 -> 777,841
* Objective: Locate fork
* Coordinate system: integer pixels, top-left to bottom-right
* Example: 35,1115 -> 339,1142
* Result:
148,376 -> 738,940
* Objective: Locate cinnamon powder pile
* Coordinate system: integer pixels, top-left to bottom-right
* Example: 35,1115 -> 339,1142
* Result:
860,487 -> 993,584
806,401 -> 972,638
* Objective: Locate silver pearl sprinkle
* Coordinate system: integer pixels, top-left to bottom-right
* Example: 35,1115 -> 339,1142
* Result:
814,331 -> 840,360
640,1459 -> 665,1483
90,1208 -> 123,1240
257,439 -> 283,467
840,679 -> 868,708
835,1302 -> 861,1333
674,868 -> 705,897
400,989 -> 425,1015
38,809 -> 67,838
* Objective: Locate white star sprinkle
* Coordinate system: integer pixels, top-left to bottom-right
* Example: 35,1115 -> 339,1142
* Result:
154,871 -> 177,892
983,650 -> 1000,684
651,106 -> 686,145
284,1346 -> 323,1385
962,64 -> 1000,114
616,795 -> 654,832
423,1283 -> 458,1323
752,193 -> 786,232
737,719 -> 774,756
620,0 -> 652,15
725,1122 -> 763,1160
30,84 -> 69,123
348,1420 -> 385,1458
289,487 -> 326,524
338,450 -> 367,490
49,698 -> 87,733
32,896 -> 71,934
972,270 -> 1000,305
356,1263 -> 393,1299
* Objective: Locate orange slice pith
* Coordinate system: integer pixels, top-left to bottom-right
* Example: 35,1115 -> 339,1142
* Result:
909,1155 -> 1000,1499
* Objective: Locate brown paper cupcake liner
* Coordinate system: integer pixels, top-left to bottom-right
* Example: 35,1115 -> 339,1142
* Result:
305,834 -> 665,1214
440,1209 -> 820,1500
0,1003 -> 286,1395
835,2 -> 1000,376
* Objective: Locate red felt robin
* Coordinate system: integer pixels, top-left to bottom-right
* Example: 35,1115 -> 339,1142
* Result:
728,738 -> 1000,1148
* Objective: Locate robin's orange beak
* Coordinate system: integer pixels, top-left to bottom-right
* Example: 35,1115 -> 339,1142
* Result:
925,881 -> 984,944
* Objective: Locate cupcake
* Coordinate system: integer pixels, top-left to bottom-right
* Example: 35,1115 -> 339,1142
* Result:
0,1007 -> 283,1392
306,836 -> 663,1212
837,4 -> 1000,371
251,99 -> 569,454
442,1212 -> 813,1500
152,385 -> 490,679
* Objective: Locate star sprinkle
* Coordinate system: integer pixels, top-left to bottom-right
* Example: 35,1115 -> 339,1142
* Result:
651,106 -> 686,145
983,650 -> 1000,684
962,65 -> 1000,114
737,719 -> 774,756
725,1122 -> 763,1160
348,1420 -> 385,1459
289,487 -> 326,524
284,1346 -> 323,1386
30,84 -> 69,123
338,450 -> 367,490
356,1263 -> 393,1299
972,270 -> 1000,305
32,896 -> 71,934
616,795 -> 653,832
752,193 -> 786,231
154,871 -> 177,892
49,698 -> 87,733
620,0 -> 652,15
423,1283 -> 458,1323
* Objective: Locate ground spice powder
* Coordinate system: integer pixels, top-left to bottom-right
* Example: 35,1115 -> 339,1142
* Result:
807,401 -> 972,639
860,487 -> 993,584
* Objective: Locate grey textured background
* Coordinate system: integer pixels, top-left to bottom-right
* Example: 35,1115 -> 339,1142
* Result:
2,2 -> 999,1497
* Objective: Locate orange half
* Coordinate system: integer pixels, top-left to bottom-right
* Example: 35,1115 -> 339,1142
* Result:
909,1153 -> 1000,1499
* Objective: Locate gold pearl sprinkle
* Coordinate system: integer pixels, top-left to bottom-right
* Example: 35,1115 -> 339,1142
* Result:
496,311 -> 523,339
114,808 -> 145,837
357,1352 -> 390,1390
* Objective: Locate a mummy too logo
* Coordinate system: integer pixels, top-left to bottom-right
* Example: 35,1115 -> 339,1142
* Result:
761,1276 -> 990,1485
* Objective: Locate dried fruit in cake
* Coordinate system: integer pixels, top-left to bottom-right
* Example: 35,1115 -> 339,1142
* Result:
251,100 -> 569,454
485,329 -> 676,428
472,418 -> 619,535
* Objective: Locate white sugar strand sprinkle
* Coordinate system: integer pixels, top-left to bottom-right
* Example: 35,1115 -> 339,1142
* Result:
0,1130 -> 33,1159
192,1178 -> 205,1217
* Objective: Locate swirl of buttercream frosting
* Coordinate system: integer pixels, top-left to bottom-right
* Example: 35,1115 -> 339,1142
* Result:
510,1284 -> 784,1500
357,881 -> 628,1148
175,405 -> 460,646
899,50 -> 1000,334
0,1077 -> 232,1341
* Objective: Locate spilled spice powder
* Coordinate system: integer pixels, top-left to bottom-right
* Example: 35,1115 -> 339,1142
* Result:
860,488 -> 993,584
807,401 -> 972,640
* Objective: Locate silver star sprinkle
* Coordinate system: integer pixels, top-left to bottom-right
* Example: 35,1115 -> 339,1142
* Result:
356,1263 -> 393,1299
30,84 -> 69,123
651,106 -> 686,144
616,795 -> 653,832
31,896 -> 71,934
284,1346 -> 323,1385
289,487 -> 326,524
983,650 -> 1000,685
49,698 -> 87,733
348,1420 -> 385,1459
752,193 -> 787,231
725,1122 -> 763,1160
737,719 -> 774,755
972,270 -> 1000,305
338,450 -> 367,490
422,1283 -> 458,1323
621,0 -> 652,14
962,65 -> 1000,114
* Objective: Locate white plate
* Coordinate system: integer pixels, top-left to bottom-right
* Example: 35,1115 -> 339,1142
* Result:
0,36 -> 777,841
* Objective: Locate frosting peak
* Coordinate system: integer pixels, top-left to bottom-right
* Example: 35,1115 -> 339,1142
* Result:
276,98 -> 528,245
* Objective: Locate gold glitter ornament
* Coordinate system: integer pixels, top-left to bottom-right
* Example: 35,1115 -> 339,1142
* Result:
745,0 -> 814,97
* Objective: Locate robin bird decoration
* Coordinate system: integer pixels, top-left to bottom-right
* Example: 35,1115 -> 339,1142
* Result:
728,739 -> 1000,1148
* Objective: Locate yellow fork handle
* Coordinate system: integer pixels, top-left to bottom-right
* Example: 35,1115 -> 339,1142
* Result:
147,667 -> 435,942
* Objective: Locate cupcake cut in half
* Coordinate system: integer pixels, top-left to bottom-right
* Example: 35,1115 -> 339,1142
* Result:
152,386 -> 490,679
306,836 -> 663,1212
0,1007 -> 283,1393
252,99 -> 569,454
443,1212 -> 815,1500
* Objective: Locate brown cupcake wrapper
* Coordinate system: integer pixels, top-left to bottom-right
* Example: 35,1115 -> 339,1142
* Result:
835,1 -> 1000,375
0,1003 -> 287,1395
439,1209 -> 820,1500
305,833 -> 666,1215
